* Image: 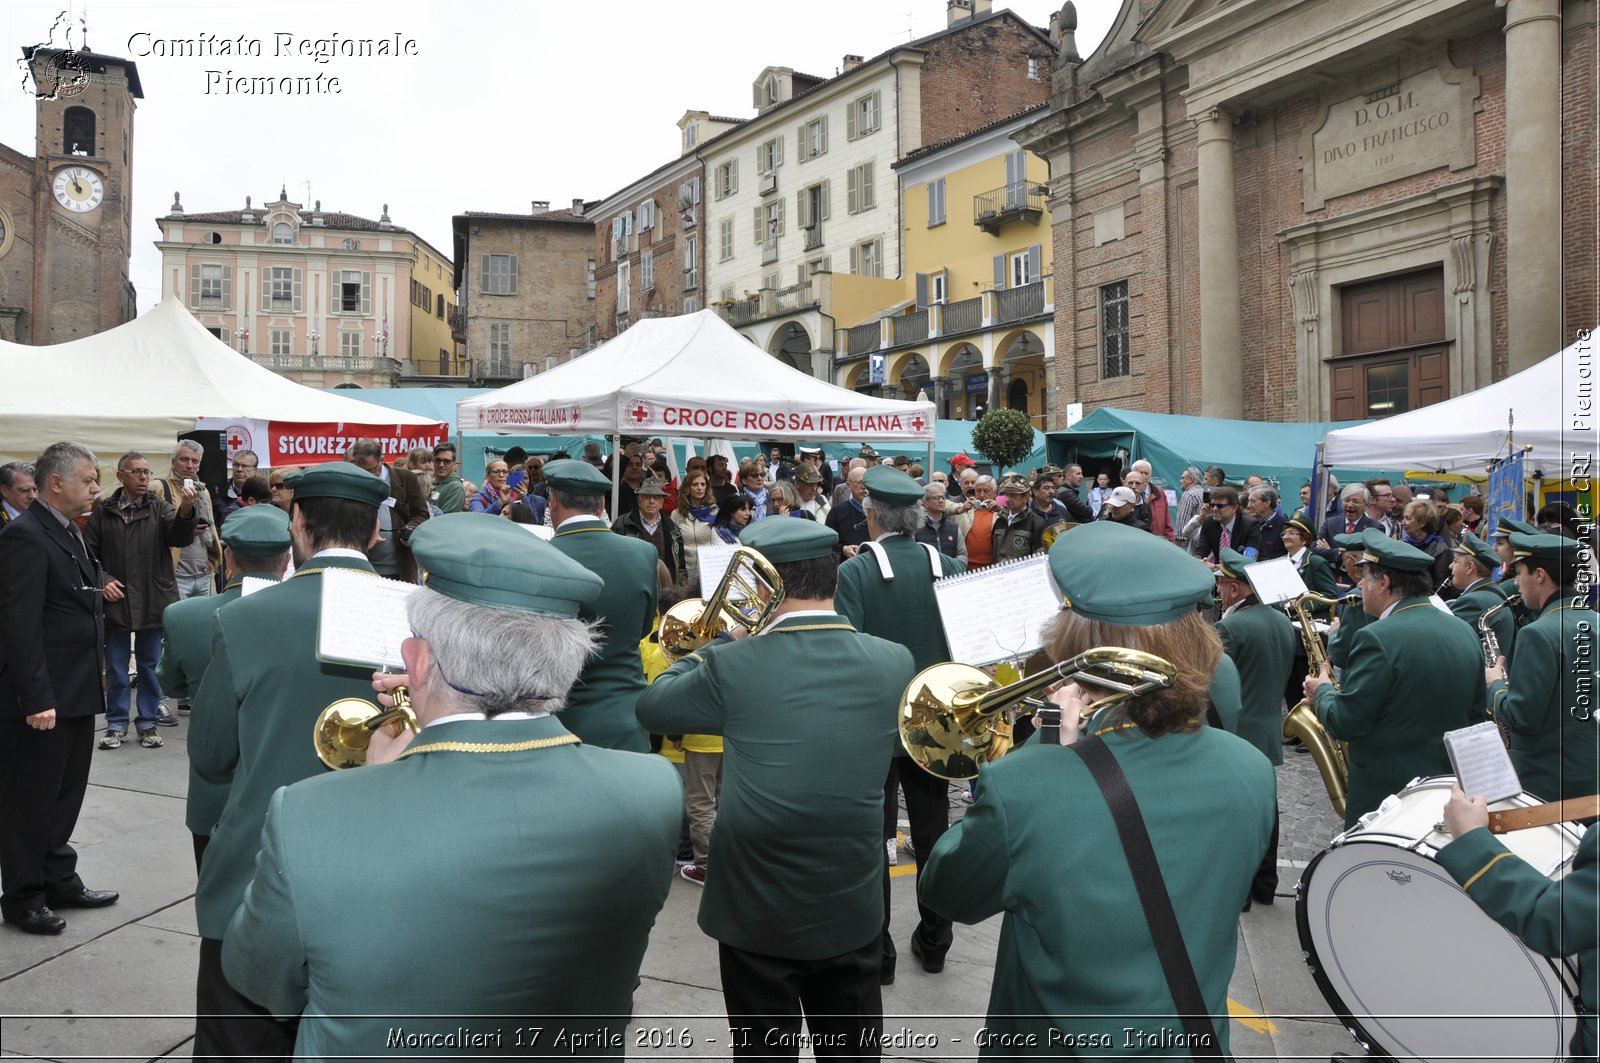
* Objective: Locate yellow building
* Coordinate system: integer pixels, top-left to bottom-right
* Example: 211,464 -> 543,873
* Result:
837,105 -> 1054,427
404,234 -> 463,382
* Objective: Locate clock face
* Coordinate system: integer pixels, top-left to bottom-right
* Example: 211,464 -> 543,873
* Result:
52,166 -> 104,213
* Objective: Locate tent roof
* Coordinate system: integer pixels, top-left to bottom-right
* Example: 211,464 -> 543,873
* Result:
322,387 -> 494,427
458,310 -> 935,442
1048,407 -> 1374,487
1321,337 -> 1587,475
0,297 -> 442,465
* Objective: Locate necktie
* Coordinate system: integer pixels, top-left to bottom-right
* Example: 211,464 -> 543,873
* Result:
1346,521 -> 1355,534
1220,525 -> 1232,550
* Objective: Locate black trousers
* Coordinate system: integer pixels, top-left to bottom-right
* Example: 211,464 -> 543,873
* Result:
720,937 -> 882,1061
1252,807 -> 1281,900
194,937 -> 298,1063
880,757 -> 953,973
192,832 -> 210,874
0,714 -> 93,920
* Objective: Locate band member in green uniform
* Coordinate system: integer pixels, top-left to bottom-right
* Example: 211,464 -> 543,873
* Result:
1488,533 -> 1598,801
222,513 -> 681,1059
834,464 -> 964,984
921,523 -> 1275,1056
1448,530 -> 1517,672
1324,531 -> 1371,671
189,462 -> 388,1061
156,506 -> 290,870
1439,783 -> 1597,1062
637,518 -> 915,1060
544,459 -> 658,752
1304,530 -> 1486,828
1489,516 -> 1540,598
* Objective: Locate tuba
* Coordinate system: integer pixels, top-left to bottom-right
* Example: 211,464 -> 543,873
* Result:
313,689 -> 420,770
659,546 -> 784,662
898,647 -> 1177,780
1281,590 -> 1362,819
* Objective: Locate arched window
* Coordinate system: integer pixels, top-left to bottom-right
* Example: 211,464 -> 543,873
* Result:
271,222 -> 294,244
1007,378 -> 1030,413
63,107 -> 95,155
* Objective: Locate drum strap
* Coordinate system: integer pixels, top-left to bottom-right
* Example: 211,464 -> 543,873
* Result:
1070,735 -> 1224,1059
1489,794 -> 1600,833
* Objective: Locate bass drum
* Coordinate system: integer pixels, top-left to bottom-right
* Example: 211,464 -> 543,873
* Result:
1296,776 -> 1582,1062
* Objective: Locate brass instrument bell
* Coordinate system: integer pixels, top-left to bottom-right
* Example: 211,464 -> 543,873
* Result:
1280,589 -> 1362,819
659,546 -> 784,662
313,689 -> 420,770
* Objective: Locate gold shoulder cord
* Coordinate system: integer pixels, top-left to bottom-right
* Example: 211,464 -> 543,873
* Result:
396,734 -> 581,760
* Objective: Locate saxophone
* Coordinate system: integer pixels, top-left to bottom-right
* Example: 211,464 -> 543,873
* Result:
1281,590 -> 1362,820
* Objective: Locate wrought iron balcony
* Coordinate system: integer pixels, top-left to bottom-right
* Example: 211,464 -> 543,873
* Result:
973,182 -> 1045,234
994,281 -> 1045,325
254,354 -> 401,375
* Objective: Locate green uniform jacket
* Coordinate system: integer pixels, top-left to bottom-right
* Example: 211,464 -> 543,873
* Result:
190,554 -> 380,939
1209,655 -> 1242,734
1314,597 -> 1486,828
157,577 -> 254,836
1492,597 -> 1599,802
1326,595 -> 1370,671
1437,825 -> 1597,1062
1295,551 -> 1339,609
222,716 -> 681,1059
636,613 -> 914,959
550,516 -> 657,753
1217,602 -> 1297,765
1449,577 -> 1516,672
920,721 -> 1275,1056
430,473 -> 465,515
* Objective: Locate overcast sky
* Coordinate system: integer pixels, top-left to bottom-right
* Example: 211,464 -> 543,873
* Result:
3,0 -> 1114,313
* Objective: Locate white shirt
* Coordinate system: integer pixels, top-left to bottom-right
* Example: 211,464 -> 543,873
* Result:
426,710 -> 547,729
556,514 -> 605,532
757,609 -> 837,635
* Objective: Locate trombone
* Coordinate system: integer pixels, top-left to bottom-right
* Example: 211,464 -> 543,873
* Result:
898,647 -> 1177,781
659,546 -> 784,661
313,689 -> 420,770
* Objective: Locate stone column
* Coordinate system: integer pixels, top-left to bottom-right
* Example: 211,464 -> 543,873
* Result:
1192,107 -> 1244,418
1500,0 -> 1564,369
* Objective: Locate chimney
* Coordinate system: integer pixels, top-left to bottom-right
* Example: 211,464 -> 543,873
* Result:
842,54 -> 863,72
973,0 -> 991,15
571,198 -> 585,216
946,0 -> 973,26
531,200 -> 550,213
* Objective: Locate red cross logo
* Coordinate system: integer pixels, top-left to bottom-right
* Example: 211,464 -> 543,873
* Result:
626,400 -> 654,427
222,424 -> 253,459
228,434 -> 244,450
910,415 -> 927,433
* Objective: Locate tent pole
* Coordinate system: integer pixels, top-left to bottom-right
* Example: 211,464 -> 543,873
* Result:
926,440 -> 935,484
610,433 -> 620,520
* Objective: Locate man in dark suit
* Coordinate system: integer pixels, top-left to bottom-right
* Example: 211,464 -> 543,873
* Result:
346,439 -> 429,583
1245,485 -> 1289,561
1194,485 -> 1262,563
0,442 -> 120,935
0,462 -> 36,524
1313,485 -> 1376,563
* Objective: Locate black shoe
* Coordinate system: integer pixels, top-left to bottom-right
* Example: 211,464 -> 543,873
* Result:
46,887 -> 118,909
6,907 -> 66,935
911,935 -> 945,974
1250,886 -> 1276,907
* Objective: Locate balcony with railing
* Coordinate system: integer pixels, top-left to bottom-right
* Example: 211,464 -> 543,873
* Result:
973,182 -> 1045,235
473,359 -> 538,384
845,320 -> 881,356
994,281 -> 1045,325
401,355 -> 469,380
721,298 -> 763,326
255,354 -> 402,376
711,278 -> 824,331
803,224 -> 824,251
896,308 -> 928,344
942,295 -> 982,334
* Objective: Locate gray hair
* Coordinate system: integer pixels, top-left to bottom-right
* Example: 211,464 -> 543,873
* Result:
0,461 -> 35,488
172,439 -> 204,459
924,482 -> 948,500
770,480 -> 800,510
35,442 -> 97,487
407,586 -> 600,716
233,449 -> 259,465
1181,466 -> 1202,484
1340,484 -> 1370,503
550,488 -> 605,514
1131,459 -> 1153,475
1249,485 -> 1279,507
865,496 -> 922,537
117,451 -> 146,473
976,475 -> 996,488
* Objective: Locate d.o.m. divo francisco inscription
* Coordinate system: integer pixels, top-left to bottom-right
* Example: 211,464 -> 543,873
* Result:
1301,61 -> 1480,211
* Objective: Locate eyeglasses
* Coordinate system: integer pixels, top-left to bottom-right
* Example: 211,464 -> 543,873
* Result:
122,469 -> 152,477
1208,501 -> 1233,508
234,462 -> 258,470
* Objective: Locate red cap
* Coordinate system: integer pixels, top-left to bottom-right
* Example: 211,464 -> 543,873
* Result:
950,453 -> 976,468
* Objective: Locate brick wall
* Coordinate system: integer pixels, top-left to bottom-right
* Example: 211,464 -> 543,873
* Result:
463,217 -> 595,373
919,14 -> 1054,149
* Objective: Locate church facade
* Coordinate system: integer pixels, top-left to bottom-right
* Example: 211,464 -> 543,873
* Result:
1021,0 -> 1595,424
0,46 -> 142,344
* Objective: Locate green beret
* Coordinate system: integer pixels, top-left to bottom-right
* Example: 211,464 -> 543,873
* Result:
411,512 -> 601,618
862,464 -> 923,506
1049,521 -> 1215,626
1215,547 -> 1253,582
635,476 -> 667,498
1509,531 -> 1582,565
739,516 -> 837,563
1452,530 -> 1498,570
219,505 -> 291,556
1489,516 -> 1539,540
1357,528 -> 1434,572
543,458 -> 611,497
1286,510 -> 1316,539
285,462 -> 390,506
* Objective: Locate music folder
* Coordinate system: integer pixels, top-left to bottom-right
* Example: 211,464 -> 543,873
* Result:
317,568 -> 418,671
1443,721 -> 1522,805
1243,556 -> 1307,606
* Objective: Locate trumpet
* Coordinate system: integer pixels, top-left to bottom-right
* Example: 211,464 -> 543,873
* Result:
1281,589 -> 1361,819
313,689 -> 420,770
659,546 -> 784,662
898,647 -> 1177,781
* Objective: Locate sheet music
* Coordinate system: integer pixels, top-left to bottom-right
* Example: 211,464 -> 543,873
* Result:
240,576 -> 276,598
697,542 -> 739,599
932,553 -> 1061,667
317,568 -> 418,670
518,523 -> 555,541
1444,722 -> 1522,804
1244,556 -> 1308,605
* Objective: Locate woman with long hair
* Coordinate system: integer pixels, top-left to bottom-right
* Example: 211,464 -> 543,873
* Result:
710,494 -> 753,545
672,469 -> 719,589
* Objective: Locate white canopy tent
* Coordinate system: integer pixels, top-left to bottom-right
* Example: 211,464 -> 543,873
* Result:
458,310 -> 937,511
0,296 -> 447,468
1321,335 -> 1592,476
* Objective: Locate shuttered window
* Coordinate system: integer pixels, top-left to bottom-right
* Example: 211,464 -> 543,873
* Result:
480,254 -> 517,295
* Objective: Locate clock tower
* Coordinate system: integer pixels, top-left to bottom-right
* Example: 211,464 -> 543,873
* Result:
0,45 -> 142,343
